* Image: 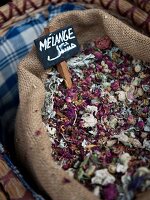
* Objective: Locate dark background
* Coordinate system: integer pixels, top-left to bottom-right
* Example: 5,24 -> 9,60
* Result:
0,0 -> 11,6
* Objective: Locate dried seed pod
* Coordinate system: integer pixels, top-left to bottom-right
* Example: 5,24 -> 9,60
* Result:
134,65 -> 141,73
108,164 -> 116,174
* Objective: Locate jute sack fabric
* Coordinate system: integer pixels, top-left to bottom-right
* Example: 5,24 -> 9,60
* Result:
15,8 -> 150,200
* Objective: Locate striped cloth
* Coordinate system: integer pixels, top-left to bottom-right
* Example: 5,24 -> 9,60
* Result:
0,3 -> 85,150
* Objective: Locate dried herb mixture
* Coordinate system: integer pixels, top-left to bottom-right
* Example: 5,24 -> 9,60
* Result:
42,36 -> 150,200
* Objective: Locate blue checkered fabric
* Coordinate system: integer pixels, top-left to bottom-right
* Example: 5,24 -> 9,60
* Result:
0,3 -> 84,150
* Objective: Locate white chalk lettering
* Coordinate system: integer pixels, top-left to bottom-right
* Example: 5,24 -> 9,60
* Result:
39,27 -> 76,52
47,36 -> 52,49
55,34 -> 59,45
68,28 -> 75,39
39,39 -> 47,51
58,32 -> 64,43
47,42 -> 77,61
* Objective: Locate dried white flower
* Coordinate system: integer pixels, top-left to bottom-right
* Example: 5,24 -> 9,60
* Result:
101,61 -> 111,73
81,113 -> 97,128
136,167 -> 150,176
103,66 -> 111,73
108,95 -> 117,103
132,77 -> 141,86
116,153 -> 131,173
101,61 -> 106,66
147,117 -> 150,125
119,153 -> 131,165
109,116 -> 118,129
112,132 -> 129,144
107,140 -> 117,147
115,91 -> 126,101
89,128 -> 97,136
67,54 -> 95,68
116,163 -> 128,173
122,85 -> 130,92
45,125 -> 57,144
144,125 -> 150,132
46,125 -> 56,136
82,139 -> 88,148
91,169 -> 115,186
102,82 -> 111,88
144,117 -> 150,132
86,105 -> 98,114
143,139 -> 150,151
128,138 -> 142,148
137,88 -> 144,96
99,74 -> 107,82
129,132 -> 135,138
58,139 -> 67,148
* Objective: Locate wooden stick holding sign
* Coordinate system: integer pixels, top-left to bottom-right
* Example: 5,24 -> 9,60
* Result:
44,27 -> 72,89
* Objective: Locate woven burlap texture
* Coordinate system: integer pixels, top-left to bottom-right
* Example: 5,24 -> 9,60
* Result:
15,9 -> 150,200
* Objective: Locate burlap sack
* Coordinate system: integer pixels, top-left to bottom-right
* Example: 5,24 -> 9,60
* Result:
15,9 -> 150,200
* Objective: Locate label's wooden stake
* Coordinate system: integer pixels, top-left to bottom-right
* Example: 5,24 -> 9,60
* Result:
44,27 -> 72,89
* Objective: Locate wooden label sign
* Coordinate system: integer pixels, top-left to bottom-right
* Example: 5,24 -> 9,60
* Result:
34,26 -> 80,69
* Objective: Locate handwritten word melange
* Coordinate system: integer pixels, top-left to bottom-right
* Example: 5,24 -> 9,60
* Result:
39,28 -> 75,52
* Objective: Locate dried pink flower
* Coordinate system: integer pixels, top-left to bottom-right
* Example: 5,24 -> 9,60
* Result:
126,91 -> 134,102
127,115 -> 136,125
95,36 -> 112,50
111,80 -> 120,91
65,97 -> 72,103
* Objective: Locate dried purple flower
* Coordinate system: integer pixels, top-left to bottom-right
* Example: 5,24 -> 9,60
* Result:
137,121 -> 145,129
94,51 -> 103,60
102,184 -> 118,200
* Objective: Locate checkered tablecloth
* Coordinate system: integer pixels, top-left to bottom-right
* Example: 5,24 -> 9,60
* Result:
0,3 -> 85,150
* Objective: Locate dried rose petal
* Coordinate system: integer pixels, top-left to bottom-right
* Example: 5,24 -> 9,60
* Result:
85,76 -> 92,83
111,80 -> 120,91
95,36 -> 112,50
94,51 -> 103,60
